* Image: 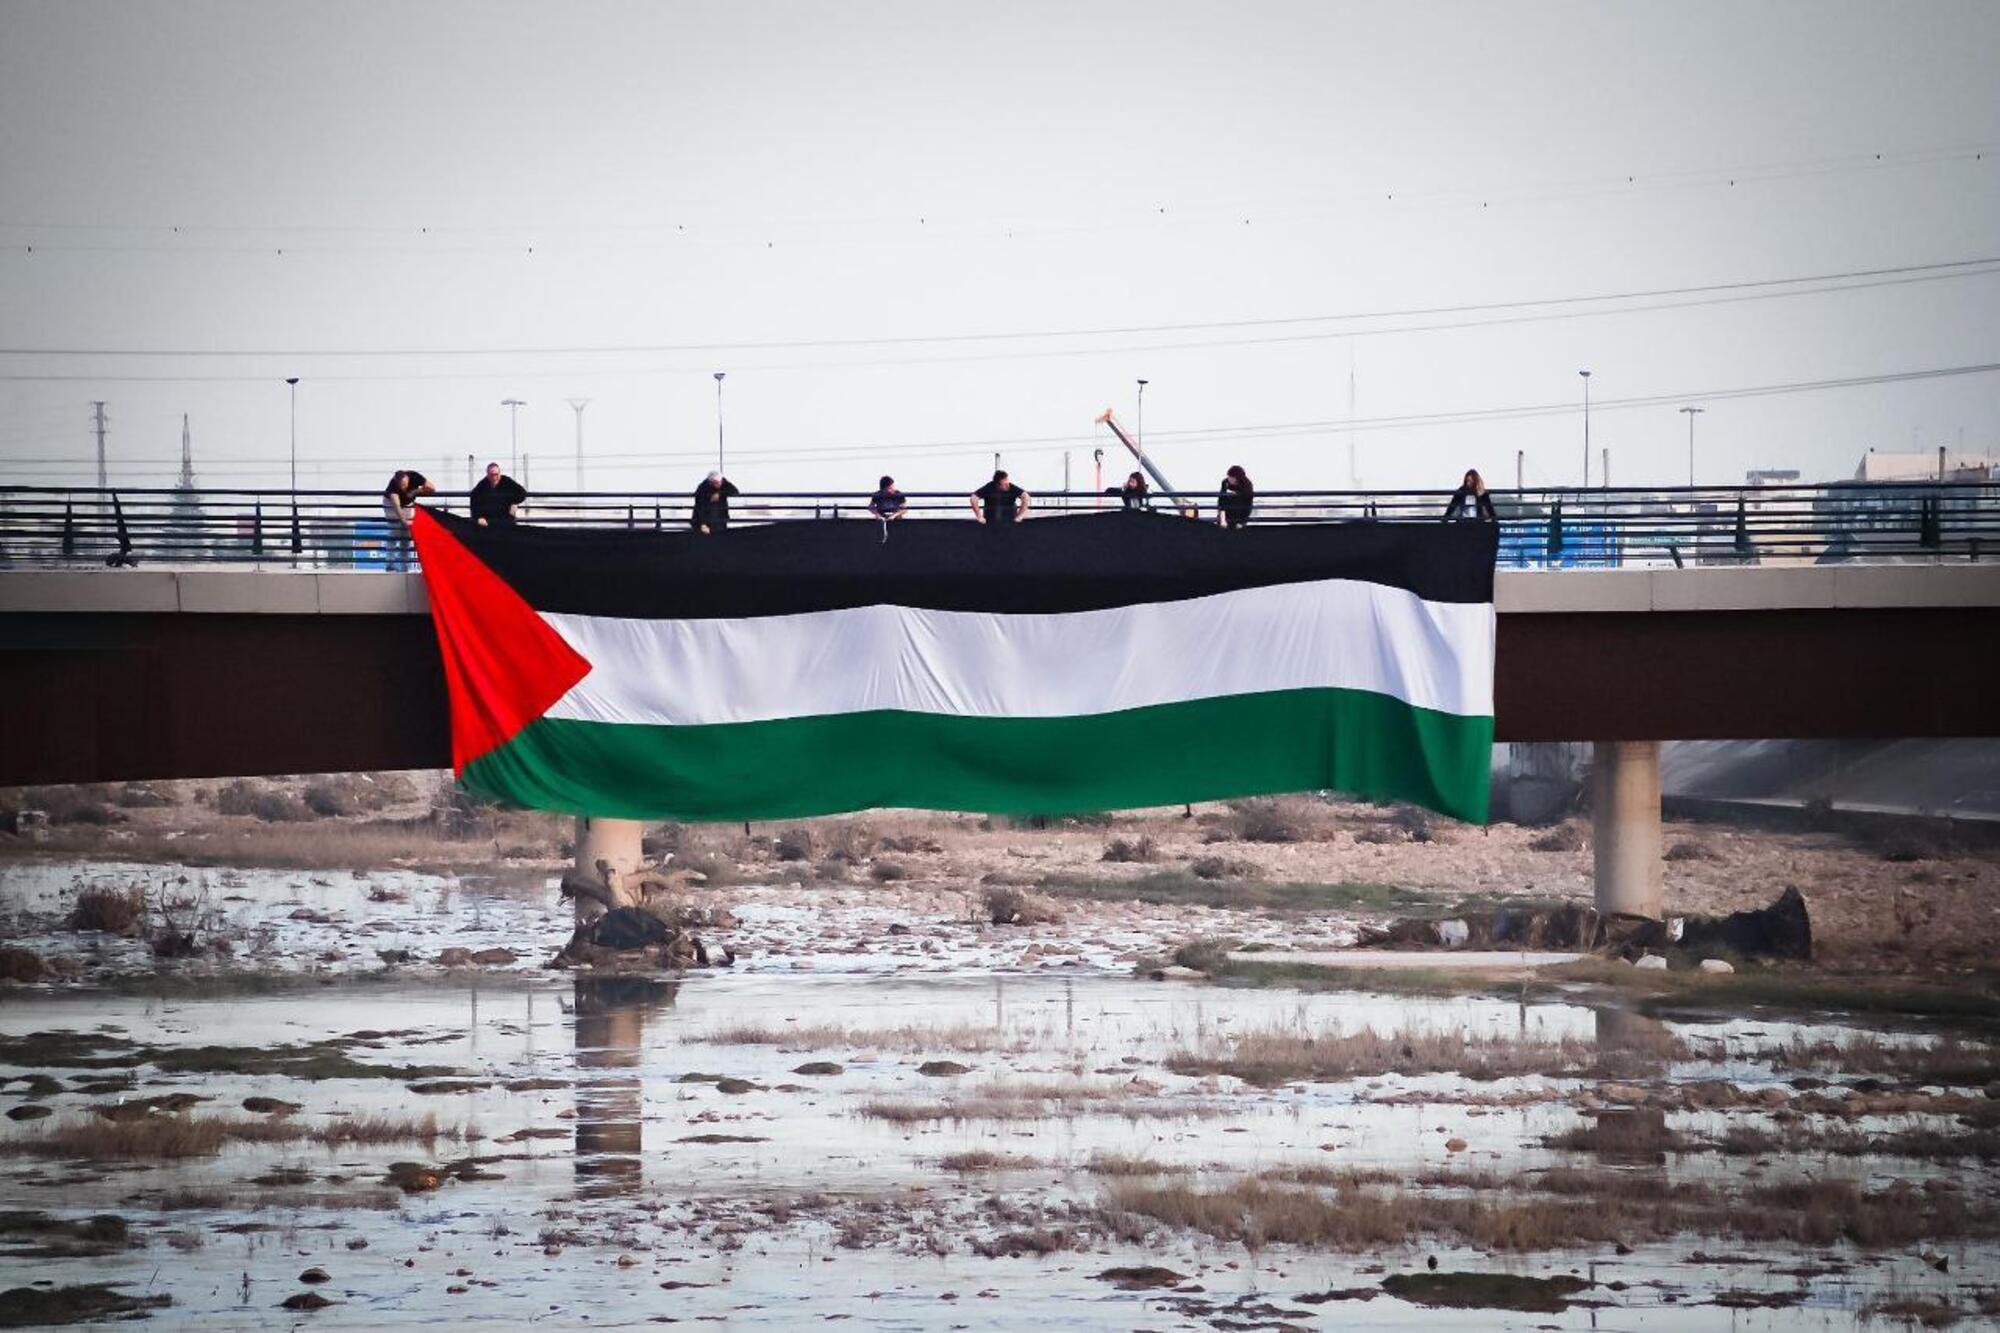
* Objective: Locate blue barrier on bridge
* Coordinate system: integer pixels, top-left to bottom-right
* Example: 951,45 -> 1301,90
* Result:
1497,521 -> 1621,569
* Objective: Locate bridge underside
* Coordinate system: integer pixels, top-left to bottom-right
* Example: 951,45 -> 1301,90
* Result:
5,605 -> 1996,789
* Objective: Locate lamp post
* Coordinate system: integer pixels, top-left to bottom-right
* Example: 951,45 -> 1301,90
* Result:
1679,406 -> 1705,487
501,399 -> 526,474
1578,370 -> 1592,488
713,373 -> 726,475
285,378 -> 299,496
286,377 -> 300,566
567,398 -> 591,494
1136,379 -> 1149,460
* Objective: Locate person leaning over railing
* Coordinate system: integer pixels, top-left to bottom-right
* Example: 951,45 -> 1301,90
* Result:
691,472 -> 739,534
1217,465 -> 1255,529
970,469 -> 1030,525
1441,468 -> 1497,521
469,461 -> 527,528
382,469 -> 434,570
868,475 -> 907,542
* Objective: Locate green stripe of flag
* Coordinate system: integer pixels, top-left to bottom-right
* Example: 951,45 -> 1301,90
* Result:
462,686 -> 1492,824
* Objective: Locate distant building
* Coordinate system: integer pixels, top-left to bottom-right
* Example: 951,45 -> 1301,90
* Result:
1853,448 -> 1998,483
1744,468 -> 1800,486
1812,448 -> 1998,561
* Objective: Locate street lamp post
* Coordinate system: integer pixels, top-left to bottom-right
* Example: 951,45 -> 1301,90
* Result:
501,399 -> 526,474
285,377 -> 300,564
1679,406 -> 1705,487
286,378 -> 299,495
1136,378 -> 1148,459
567,398 -> 591,495
1578,370 -> 1592,488
713,373 -> 726,475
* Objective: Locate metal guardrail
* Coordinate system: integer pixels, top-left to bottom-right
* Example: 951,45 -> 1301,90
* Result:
0,482 -> 1994,570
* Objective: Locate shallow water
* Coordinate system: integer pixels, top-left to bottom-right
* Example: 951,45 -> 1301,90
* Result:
2,860 -> 1994,1328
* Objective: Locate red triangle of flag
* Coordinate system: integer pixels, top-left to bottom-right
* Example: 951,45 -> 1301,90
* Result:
411,509 -> 593,774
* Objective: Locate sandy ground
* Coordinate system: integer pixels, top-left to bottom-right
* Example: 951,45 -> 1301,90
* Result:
6,776 -> 1998,975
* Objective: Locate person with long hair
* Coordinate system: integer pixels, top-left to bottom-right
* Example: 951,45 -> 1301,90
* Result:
1217,465 -> 1254,529
1442,468 -> 1497,521
380,468 -> 434,570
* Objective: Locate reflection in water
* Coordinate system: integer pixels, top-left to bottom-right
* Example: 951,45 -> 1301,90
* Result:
1592,1004 -> 1676,1069
1589,1004 -> 1676,1163
573,976 -> 678,1198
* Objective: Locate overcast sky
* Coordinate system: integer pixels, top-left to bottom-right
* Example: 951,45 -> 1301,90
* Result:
2,0 -> 1996,499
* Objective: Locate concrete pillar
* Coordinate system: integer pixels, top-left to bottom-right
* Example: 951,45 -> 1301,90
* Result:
574,816 -> 645,923
1592,740 -> 1662,920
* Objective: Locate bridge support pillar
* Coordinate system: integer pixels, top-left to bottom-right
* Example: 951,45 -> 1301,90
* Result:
1592,740 -> 1662,920
574,816 -> 645,923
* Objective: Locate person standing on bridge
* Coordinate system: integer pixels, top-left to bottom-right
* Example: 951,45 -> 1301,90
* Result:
381,469 -> 434,570
971,470 -> 1030,525
691,472 -> 739,535
1442,468 -> 1498,522
469,461 -> 527,528
1217,465 -> 1255,529
1116,471 -> 1150,510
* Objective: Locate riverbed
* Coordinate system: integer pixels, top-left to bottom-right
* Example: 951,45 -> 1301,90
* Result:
2,860 -> 1996,1328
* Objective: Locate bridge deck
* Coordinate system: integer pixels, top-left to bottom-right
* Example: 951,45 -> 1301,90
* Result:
5,567 -> 1998,786
4,564 -> 1999,615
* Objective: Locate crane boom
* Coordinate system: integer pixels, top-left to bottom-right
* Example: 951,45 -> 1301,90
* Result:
1095,409 -> 1194,512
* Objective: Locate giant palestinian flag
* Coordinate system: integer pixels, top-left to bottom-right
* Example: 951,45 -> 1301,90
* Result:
411,509 -> 1497,823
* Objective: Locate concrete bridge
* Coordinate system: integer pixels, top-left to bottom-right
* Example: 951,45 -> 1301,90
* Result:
6,564 -> 1998,921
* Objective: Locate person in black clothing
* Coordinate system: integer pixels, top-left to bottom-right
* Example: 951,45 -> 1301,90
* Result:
691,472 -> 739,534
469,462 -> 527,527
1115,471 -> 1149,509
1217,465 -> 1254,529
381,469 -> 434,571
867,475 -> 907,521
868,475 -> 907,543
970,469 -> 1030,525
1442,468 -> 1497,521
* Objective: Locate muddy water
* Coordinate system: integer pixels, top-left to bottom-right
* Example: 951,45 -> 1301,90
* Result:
1,861 -> 1992,1327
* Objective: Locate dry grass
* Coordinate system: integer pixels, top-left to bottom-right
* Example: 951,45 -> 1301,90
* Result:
1165,1028 -> 1663,1087
1101,1172 -> 1998,1252
982,885 -> 1063,925
1188,855 -> 1262,880
1766,1033 -> 1999,1085
1706,1123 -> 2000,1162
937,1150 -> 1043,1172
861,1080 -> 1187,1123
697,1022 -> 1027,1053
0,1112 -> 454,1159
1222,797 -> 1338,844
151,1186 -> 399,1212
1102,836 -> 1160,863
66,885 -> 145,934
1085,1154 -> 1195,1177
1528,823 -> 1585,852
1539,959 -> 2000,1022
1543,1109 -> 1689,1157
772,828 -> 815,861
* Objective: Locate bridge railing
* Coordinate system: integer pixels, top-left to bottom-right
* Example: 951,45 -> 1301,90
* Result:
0,481 -> 1994,570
